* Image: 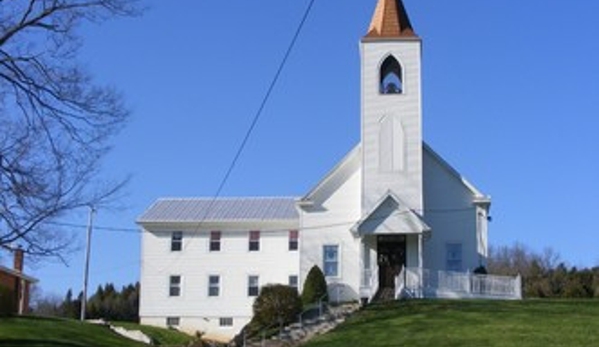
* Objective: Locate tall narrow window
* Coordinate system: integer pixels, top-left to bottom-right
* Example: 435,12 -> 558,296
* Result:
208,275 -> 220,297
248,275 -> 259,297
210,231 -> 221,252
323,245 -> 339,277
289,230 -> 299,251
446,243 -> 463,272
249,231 -> 260,251
380,55 -> 403,94
169,275 -> 181,297
171,231 -> 183,252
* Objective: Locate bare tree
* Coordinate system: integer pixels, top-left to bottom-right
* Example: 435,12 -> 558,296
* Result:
0,0 -> 140,261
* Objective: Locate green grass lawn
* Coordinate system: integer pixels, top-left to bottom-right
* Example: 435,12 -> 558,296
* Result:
0,316 -> 196,347
0,316 -> 147,347
302,300 -> 599,347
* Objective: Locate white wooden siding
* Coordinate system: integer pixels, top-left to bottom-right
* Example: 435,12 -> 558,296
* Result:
140,221 -> 299,340
422,148 -> 488,272
299,159 -> 362,302
360,40 -> 423,214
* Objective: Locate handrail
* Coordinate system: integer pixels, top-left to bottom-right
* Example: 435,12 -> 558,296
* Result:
297,292 -> 329,327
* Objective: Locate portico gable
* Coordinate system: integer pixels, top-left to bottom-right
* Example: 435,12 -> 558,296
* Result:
351,191 -> 430,237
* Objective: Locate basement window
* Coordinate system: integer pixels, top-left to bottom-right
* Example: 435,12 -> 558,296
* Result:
219,317 -> 233,327
166,317 -> 180,327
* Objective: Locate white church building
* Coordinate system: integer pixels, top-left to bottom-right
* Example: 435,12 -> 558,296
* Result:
138,0 -> 520,341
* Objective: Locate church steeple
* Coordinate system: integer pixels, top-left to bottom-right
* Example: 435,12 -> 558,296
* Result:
360,0 -> 423,213
365,0 -> 417,39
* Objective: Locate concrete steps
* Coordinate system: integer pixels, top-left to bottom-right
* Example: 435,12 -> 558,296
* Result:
242,303 -> 360,347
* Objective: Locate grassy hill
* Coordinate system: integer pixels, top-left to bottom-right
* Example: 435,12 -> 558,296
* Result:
0,316 -> 195,347
302,300 -> 599,347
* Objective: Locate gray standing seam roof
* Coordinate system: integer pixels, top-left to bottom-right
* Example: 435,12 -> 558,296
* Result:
137,197 -> 299,223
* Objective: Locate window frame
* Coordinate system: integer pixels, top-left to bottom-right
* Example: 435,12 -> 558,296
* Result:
247,275 -> 259,297
210,231 -> 221,252
288,230 -> 299,251
169,275 -> 182,297
379,55 -> 404,95
249,230 -> 260,252
289,275 -> 299,290
171,231 -> 183,252
323,244 -> 340,278
208,275 -> 220,297
446,242 -> 463,272
166,317 -> 180,327
219,317 -> 233,327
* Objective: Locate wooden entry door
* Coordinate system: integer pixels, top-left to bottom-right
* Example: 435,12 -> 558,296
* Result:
378,235 -> 406,289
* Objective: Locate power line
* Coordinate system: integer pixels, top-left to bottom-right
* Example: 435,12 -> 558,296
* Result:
155,0 -> 319,269
43,205 -> 476,236
46,221 -> 139,234
211,0 -> 316,201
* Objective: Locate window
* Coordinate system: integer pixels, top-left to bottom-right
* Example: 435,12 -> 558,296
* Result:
171,231 -> 183,251
169,275 -> 181,297
380,55 -> 403,94
210,231 -> 221,252
289,230 -> 299,251
249,231 -> 260,251
289,275 -> 298,290
208,275 -> 220,297
446,243 -> 463,272
219,317 -> 233,327
323,245 -> 339,277
166,317 -> 180,327
248,275 -> 259,297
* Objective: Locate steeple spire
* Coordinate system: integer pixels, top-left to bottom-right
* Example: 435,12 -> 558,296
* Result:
365,0 -> 417,38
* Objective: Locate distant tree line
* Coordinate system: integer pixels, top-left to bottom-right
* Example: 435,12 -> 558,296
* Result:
488,243 -> 599,298
32,282 -> 139,322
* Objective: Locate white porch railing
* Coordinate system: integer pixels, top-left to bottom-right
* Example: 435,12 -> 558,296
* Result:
396,268 -> 522,300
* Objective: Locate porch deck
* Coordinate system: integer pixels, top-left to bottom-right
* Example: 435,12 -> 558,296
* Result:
395,267 -> 522,300
362,267 -> 522,302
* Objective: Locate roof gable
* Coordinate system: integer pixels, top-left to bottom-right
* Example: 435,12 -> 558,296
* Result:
300,144 -> 361,205
351,190 -> 430,236
423,142 -> 489,202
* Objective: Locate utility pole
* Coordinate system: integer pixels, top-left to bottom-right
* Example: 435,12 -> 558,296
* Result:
80,206 -> 96,321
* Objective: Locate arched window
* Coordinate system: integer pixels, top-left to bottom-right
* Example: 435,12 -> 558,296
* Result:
380,56 -> 403,94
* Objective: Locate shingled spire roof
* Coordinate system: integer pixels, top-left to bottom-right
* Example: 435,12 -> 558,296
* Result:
365,0 -> 417,38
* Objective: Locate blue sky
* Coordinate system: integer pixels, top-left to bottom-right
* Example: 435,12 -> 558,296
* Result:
6,0 -> 598,297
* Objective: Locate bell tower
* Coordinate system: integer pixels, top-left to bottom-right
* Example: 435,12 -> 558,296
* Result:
360,0 -> 423,213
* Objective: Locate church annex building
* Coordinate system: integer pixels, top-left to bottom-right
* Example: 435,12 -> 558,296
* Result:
138,0 -> 521,341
